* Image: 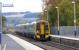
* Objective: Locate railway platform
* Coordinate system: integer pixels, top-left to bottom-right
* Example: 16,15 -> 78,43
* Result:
1,34 -> 44,50
1,34 -> 61,50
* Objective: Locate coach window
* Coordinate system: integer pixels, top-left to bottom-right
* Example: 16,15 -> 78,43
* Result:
24,25 -> 27,29
44,23 -> 48,31
37,23 -> 40,30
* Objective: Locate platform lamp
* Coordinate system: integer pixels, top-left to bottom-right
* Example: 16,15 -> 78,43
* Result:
55,6 -> 60,35
72,0 -> 76,37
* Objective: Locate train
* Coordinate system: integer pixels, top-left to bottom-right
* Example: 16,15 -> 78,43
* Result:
15,20 -> 50,40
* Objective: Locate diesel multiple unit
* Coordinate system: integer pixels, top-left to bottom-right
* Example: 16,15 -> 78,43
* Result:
15,20 -> 50,40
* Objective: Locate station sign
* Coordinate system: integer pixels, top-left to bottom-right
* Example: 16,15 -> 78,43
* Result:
2,3 -> 14,7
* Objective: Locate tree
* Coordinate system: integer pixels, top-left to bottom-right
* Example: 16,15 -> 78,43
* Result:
59,0 -> 74,26
48,0 -> 79,26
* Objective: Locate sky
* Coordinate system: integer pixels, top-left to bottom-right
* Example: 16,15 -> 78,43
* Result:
1,0 -> 43,12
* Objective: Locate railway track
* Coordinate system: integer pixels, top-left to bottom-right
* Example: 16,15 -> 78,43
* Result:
12,33 -> 60,50
12,33 -> 79,50
41,41 -> 79,50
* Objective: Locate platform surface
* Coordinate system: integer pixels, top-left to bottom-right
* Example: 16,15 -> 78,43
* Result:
2,34 -> 44,50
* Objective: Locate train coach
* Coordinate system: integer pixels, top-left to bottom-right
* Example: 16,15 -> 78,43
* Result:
15,20 -> 50,40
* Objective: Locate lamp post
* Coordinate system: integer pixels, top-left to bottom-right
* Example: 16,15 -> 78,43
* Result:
56,6 -> 60,35
72,1 -> 76,37
0,2 -> 2,33
0,3 -> 2,49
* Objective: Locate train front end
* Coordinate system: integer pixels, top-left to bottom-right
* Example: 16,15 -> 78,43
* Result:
35,20 -> 50,40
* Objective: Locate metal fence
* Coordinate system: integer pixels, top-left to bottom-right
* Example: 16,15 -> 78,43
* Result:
51,26 -> 79,38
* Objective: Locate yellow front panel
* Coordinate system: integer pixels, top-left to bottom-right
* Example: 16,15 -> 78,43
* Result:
36,35 -> 40,39
45,35 -> 49,38
41,23 -> 44,34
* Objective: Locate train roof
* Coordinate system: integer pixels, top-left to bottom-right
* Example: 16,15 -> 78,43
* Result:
16,21 -> 36,27
36,20 -> 48,23
16,23 -> 30,27
16,20 -> 48,27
